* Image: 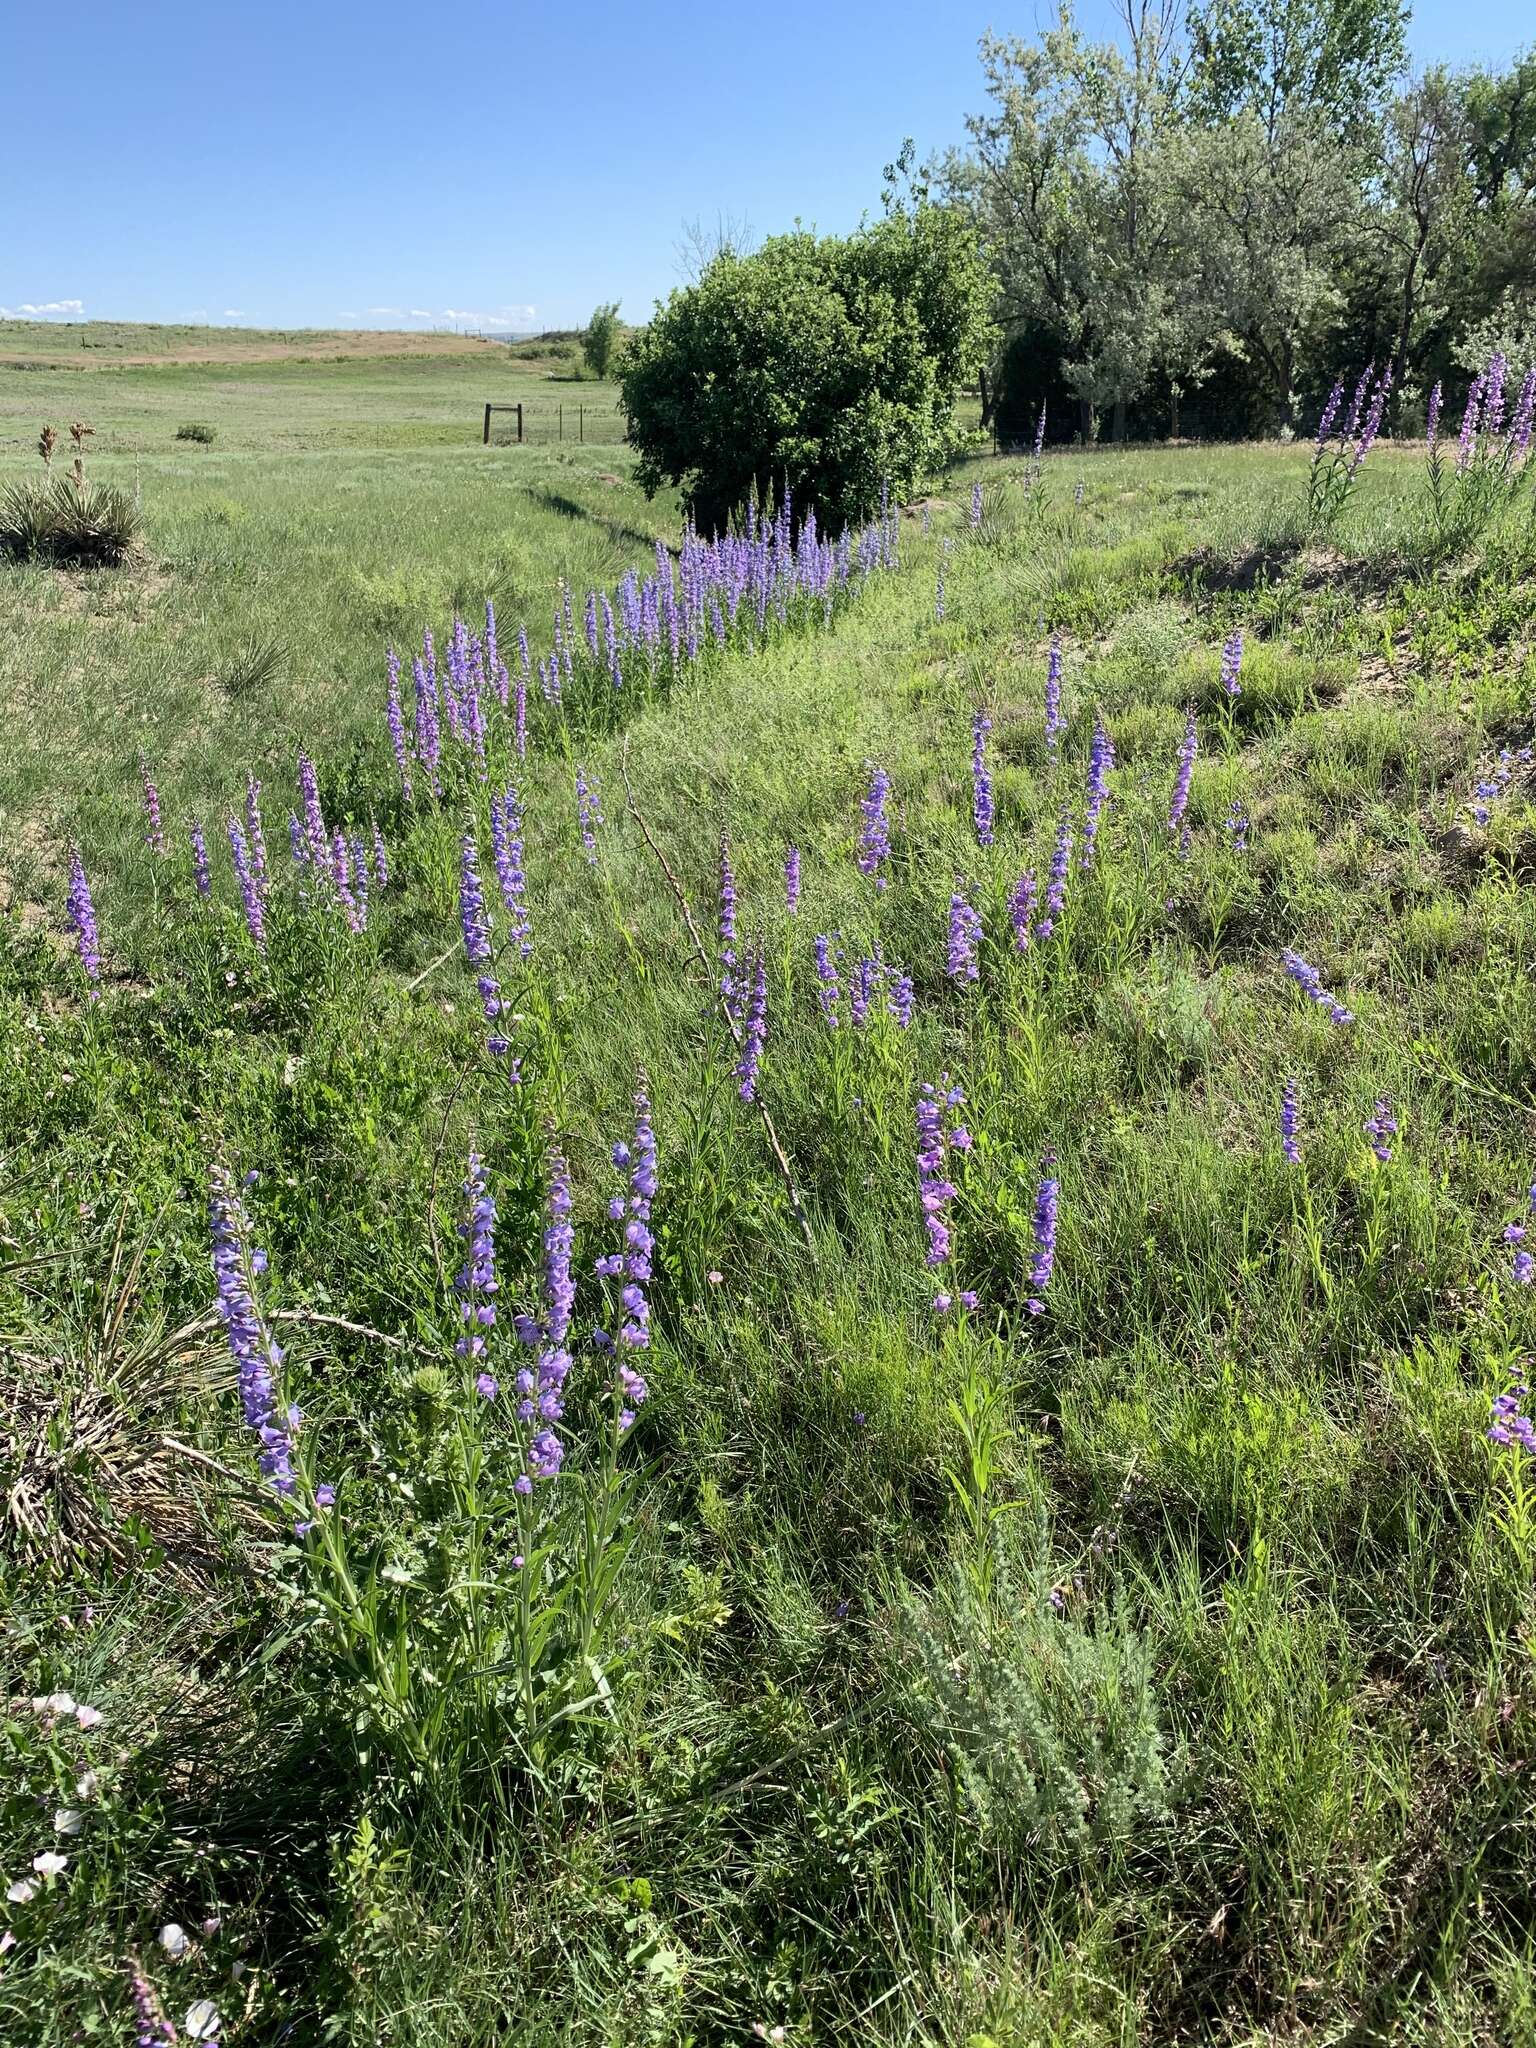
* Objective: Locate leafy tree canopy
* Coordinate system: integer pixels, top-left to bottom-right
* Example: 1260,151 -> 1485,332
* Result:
618,191 -> 995,532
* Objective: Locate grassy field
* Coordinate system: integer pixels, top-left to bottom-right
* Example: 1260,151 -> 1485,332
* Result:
4,347 -> 1536,2045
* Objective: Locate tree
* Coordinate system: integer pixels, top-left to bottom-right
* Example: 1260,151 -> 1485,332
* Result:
1185,0 -> 1408,139
1171,108 -> 1362,430
582,302 -> 621,380
945,3 -> 1189,442
618,204 -> 994,533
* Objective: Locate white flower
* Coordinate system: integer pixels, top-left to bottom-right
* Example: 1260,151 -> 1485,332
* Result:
0,1930 -> 14,1954
201,1916 -> 222,1937
53,1809 -> 84,1837
159,1923 -> 191,1958
31,1852 -> 67,1878
6,1879 -> 36,1904
75,1704 -> 103,1731
44,1693 -> 76,1717
75,1770 -> 99,1800
184,1998 -> 222,2039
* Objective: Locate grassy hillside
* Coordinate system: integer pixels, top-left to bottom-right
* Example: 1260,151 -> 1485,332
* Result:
4,409 -> 1536,2044
0,320 -> 517,368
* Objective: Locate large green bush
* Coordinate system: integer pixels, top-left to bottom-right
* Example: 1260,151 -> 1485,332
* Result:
618,204 -> 994,531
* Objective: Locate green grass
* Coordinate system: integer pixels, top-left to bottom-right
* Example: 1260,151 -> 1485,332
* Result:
5,364 -> 1536,2045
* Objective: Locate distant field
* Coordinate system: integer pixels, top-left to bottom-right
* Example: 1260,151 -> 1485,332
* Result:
0,319 -> 516,368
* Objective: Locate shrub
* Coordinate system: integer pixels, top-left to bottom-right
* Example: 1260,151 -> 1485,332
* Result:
1,420 -> 140,566
175,421 -> 216,444
619,200 -> 994,532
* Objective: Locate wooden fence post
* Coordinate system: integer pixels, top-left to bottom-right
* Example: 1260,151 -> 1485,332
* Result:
483,402 -> 492,446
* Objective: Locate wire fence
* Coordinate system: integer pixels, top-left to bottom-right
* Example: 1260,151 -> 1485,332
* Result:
483,402 -> 627,448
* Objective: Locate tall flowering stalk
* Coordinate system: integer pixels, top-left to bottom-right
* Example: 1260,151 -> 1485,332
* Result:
969,481 -> 983,529
971,710 -> 994,847
245,775 -> 269,903
857,766 -> 892,891
386,650 -> 413,801
813,934 -> 841,1028
575,767 -> 603,866
1308,362 -> 1393,526
458,834 -> 509,1056
915,1078 -> 963,1270
1080,718 -> 1114,870
599,1085 -> 656,1431
208,1167 -> 308,1504
1429,353 -> 1536,544
66,846 -> 101,993
455,1151 -> 498,1385
935,538 -> 950,622
490,787 -> 533,960
1363,1097 -> 1397,1165
1037,809 -> 1073,941
1281,948 -> 1353,1026
784,845 -> 801,915
947,886 -> 982,983
1168,707 -> 1198,834
1027,1153 -> 1059,1316
1280,1077 -> 1301,1164
1009,869 -> 1037,949
138,755 -> 165,856
190,820 -> 212,898
1044,636 -> 1065,752
228,818 -> 266,952
1219,630 -> 1244,698
517,1148 -> 574,1489
718,836 -> 740,1021
736,944 -> 768,1101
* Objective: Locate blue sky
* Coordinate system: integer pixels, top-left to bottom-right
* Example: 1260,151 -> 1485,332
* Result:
5,0 -> 1531,335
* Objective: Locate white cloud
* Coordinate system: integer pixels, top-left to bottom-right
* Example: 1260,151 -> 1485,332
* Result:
408,308 -> 434,320
221,308 -> 245,319
0,297 -> 85,319
442,305 -> 537,331
366,305 -> 403,317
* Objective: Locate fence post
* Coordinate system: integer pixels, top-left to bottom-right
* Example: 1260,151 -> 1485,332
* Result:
483,402 -> 492,446
517,403 -> 523,445
579,405 -> 584,444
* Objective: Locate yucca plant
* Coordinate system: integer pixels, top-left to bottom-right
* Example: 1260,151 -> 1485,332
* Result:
0,420 -> 141,565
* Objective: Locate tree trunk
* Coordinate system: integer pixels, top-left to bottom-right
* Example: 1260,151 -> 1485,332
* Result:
1079,395 -> 1094,444
978,366 -> 995,432
1112,392 -> 1127,444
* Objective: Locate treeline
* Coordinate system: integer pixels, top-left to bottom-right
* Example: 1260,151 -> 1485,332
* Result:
942,0 -> 1536,442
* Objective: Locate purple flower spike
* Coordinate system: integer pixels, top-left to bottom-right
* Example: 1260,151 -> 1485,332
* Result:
719,836 -> 740,1022
1362,1096 -> 1397,1165
386,649 -> 414,802
209,1166 -> 301,1500
1168,707 -> 1198,833
915,1079 -> 966,1271
1220,630 -> 1244,699
814,933 -> 841,1028
454,1150 -> 498,1360
138,754 -> 166,856
228,818 -> 266,952
1026,1154 -> 1059,1315
1081,718 -> 1114,870
66,845 -> 101,991
1009,869 -> 1037,949
190,820 -> 212,899
1281,948 -> 1352,1026
971,710 -> 994,847
857,765 -> 892,890
1037,808 -> 1073,941
1281,1077 -> 1301,1164
490,787 -> 533,960
1044,635 -> 1066,752
947,885 -> 982,983
575,766 -> 604,866
737,944 -> 768,1101
784,845 -> 801,915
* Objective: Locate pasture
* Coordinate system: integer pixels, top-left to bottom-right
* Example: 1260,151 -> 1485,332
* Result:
4,339 -> 1536,2046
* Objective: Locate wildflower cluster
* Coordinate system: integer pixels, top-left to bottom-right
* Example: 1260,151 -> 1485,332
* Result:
1308,361 -> 1392,527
